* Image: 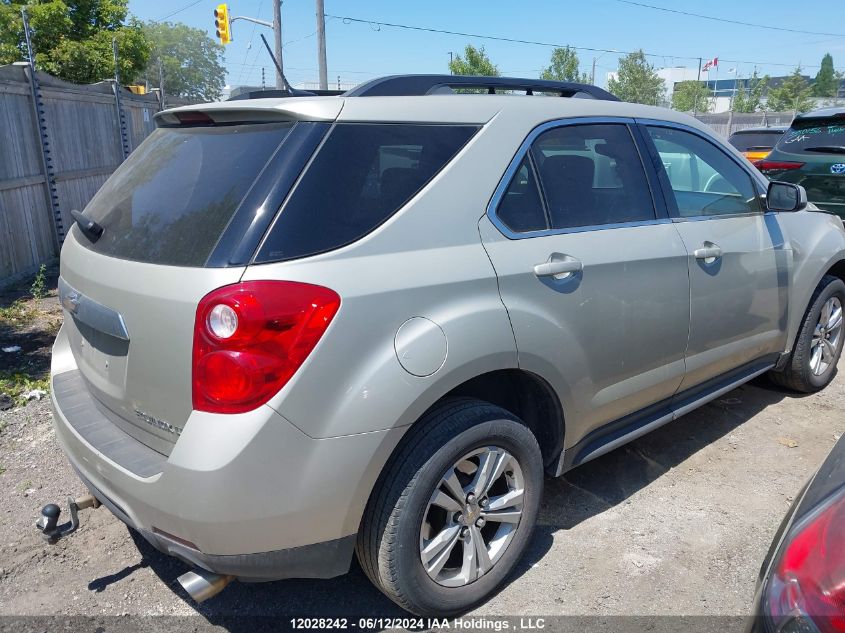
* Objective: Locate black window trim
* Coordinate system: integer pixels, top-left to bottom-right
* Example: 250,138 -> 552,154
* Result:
487,116 -> 668,240
635,118 -> 772,223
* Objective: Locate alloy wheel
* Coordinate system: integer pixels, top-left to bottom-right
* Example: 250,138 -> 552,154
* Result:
811,296 -> 843,376
419,446 -> 525,587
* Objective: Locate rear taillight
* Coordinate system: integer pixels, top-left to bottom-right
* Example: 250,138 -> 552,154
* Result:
192,281 -> 340,414
744,150 -> 772,162
765,490 -> 845,632
754,160 -> 805,172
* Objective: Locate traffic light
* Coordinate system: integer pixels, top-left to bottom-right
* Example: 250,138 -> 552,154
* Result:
214,4 -> 231,45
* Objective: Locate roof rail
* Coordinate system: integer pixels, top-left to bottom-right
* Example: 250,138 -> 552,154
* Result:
344,74 -> 620,101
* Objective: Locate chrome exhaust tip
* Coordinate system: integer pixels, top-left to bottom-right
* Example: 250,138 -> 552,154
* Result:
177,568 -> 234,602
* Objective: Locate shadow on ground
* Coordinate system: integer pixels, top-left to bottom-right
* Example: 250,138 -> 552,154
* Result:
89,376 -> 803,629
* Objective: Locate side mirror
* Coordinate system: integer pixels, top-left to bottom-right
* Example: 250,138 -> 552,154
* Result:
767,181 -> 808,212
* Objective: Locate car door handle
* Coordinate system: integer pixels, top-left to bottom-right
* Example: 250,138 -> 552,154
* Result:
534,255 -> 583,278
693,244 -> 723,261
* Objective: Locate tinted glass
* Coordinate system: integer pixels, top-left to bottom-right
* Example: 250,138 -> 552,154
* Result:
496,157 -> 548,232
728,130 -> 784,152
776,117 -> 845,154
81,123 -> 292,266
257,124 -> 477,262
647,126 -> 761,217
529,124 -> 655,229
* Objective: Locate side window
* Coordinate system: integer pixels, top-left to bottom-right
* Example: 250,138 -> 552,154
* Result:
646,126 -> 761,218
256,124 -> 477,262
496,157 -> 548,233
530,123 -> 655,229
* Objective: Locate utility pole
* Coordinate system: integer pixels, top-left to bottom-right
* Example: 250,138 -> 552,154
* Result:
158,59 -> 166,109
273,0 -> 284,89
591,57 -> 597,85
316,0 -> 327,90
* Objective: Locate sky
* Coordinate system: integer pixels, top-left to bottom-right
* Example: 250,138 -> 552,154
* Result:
127,0 -> 845,90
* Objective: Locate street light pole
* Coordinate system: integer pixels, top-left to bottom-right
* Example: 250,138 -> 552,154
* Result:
273,0 -> 284,89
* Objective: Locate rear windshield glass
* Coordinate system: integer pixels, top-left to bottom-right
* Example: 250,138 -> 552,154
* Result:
776,118 -> 845,154
256,123 -> 478,262
729,131 -> 784,152
80,122 -> 292,266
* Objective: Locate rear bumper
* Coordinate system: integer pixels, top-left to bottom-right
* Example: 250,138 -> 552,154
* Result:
49,327 -> 404,580
73,465 -> 355,581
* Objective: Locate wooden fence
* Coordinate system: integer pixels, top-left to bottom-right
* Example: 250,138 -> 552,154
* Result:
693,111 -> 796,138
0,63 -> 164,285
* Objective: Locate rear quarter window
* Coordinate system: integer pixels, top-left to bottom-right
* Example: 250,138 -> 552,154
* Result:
255,123 -> 477,262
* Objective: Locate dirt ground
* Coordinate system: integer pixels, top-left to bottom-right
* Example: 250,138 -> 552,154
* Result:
0,271 -> 843,627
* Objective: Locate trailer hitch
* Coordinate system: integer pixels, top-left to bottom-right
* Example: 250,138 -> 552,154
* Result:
35,494 -> 100,544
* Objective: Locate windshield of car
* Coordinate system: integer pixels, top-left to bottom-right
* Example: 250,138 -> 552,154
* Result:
79,122 -> 293,266
776,117 -> 845,154
728,131 -> 783,152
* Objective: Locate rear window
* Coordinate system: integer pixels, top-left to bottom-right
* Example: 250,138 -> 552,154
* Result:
255,123 -> 477,262
728,130 -> 784,152
80,122 -> 293,266
776,117 -> 845,154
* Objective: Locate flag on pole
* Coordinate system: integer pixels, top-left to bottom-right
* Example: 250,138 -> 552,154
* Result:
702,57 -> 718,72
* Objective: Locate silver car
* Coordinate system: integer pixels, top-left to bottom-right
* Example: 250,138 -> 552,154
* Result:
48,75 -> 845,615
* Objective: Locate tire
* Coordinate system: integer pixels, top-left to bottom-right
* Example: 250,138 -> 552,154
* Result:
356,398 -> 543,616
770,275 -> 845,393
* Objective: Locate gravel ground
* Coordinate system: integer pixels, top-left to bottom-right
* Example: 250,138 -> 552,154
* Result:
1,366 -> 843,624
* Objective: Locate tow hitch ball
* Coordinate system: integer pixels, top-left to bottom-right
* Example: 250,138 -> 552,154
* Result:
35,494 -> 100,543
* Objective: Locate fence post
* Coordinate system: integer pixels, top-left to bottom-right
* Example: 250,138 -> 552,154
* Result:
20,8 -> 64,248
112,39 -> 131,161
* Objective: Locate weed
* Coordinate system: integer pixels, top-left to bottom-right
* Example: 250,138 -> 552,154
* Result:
0,372 -> 49,407
30,264 -> 47,300
0,300 -> 34,325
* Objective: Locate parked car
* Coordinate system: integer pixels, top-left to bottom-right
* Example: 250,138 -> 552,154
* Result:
46,75 -> 845,616
728,126 -> 787,162
755,108 -> 845,217
747,433 -> 845,632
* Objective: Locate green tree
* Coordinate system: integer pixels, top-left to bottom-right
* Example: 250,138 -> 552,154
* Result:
732,71 -> 769,113
540,46 -> 589,83
0,0 -> 149,85
766,67 -> 814,113
448,44 -> 499,76
143,21 -> 225,102
812,53 -> 843,102
607,50 -> 665,105
671,81 -> 711,113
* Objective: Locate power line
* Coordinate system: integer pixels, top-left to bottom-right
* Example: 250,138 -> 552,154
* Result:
155,0 -> 204,22
611,0 -> 845,38
325,14 -> 822,70
236,0 -> 265,85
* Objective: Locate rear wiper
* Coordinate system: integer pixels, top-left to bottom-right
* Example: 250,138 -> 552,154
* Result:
803,146 -> 845,154
70,209 -> 104,243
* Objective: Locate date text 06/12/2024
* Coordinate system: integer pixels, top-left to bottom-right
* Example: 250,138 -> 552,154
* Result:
289,617 -> 547,630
